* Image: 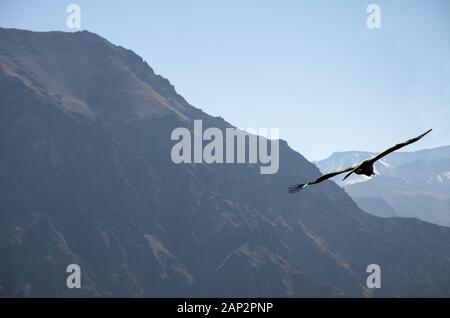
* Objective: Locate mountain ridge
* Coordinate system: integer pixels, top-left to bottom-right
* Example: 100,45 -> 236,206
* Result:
1,27 -> 450,297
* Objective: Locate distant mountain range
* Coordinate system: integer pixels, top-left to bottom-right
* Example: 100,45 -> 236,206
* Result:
1,28 -> 450,297
316,146 -> 450,226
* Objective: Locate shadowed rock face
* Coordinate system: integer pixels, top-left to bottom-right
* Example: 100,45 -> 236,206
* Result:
1,27 -> 450,297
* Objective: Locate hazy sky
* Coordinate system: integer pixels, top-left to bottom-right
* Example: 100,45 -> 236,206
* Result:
1,0 -> 449,160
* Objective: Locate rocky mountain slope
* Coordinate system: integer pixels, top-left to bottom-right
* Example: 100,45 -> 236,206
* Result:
1,28 -> 450,297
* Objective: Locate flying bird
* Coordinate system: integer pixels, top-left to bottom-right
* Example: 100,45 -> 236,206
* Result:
288,129 -> 432,194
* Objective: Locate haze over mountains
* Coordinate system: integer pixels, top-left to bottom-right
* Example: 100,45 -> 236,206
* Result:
316,147 -> 450,226
1,28 -> 450,297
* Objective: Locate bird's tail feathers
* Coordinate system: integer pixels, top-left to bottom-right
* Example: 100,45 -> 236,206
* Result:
288,183 -> 308,194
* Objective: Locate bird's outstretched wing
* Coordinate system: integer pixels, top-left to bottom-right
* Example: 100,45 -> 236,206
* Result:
288,166 -> 355,194
369,129 -> 432,163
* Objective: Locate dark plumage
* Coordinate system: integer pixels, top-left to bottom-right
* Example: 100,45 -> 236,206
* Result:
288,129 -> 432,194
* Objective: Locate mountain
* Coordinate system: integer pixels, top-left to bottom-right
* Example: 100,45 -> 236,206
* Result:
1,28 -> 450,297
316,147 -> 450,226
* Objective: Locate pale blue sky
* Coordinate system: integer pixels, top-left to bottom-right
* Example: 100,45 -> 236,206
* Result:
1,0 -> 449,160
